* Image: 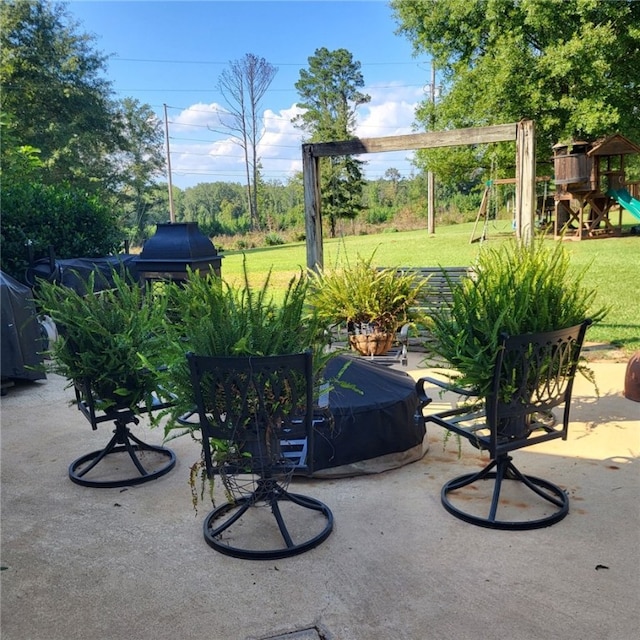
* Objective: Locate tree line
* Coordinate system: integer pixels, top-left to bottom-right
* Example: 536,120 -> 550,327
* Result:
140,169 -> 431,246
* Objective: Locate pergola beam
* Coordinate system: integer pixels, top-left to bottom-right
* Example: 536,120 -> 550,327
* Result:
305,123 -> 517,157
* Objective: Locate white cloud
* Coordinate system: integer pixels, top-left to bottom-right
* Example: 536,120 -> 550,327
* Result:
354,84 -> 423,178
170,103 -> 224,131
357,83 -> 423,137
167,87 -> 423,188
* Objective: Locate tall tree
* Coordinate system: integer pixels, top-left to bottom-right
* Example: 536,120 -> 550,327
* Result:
391,0 -> 640,181
214,53 -> 278,231
0,0 -> 121,191
112,98 -> 166,242
293,47 -> 370,236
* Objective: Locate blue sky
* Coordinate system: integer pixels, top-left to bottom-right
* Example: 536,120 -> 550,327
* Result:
67,0 -> 433,188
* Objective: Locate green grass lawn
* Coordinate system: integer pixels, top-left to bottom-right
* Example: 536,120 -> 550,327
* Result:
217,220 -> 640,356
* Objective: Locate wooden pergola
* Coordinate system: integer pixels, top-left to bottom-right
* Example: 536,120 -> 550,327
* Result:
302,120 -> 536,270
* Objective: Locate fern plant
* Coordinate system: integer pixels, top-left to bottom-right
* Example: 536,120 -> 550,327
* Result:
426,237 -> 608,399
308,252 -> 427,335
158,259 -> 342,439
35,271 -> 169,412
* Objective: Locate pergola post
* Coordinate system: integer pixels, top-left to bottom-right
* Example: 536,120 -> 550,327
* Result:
302,145 -> 323,271
515,119 -> 536,243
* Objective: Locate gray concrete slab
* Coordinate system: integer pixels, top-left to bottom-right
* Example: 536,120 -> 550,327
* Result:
1,355 -> 639,640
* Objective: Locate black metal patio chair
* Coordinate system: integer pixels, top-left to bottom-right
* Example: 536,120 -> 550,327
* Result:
187,350 -> 334,559
415,320 -> 591,530
69,380 -> 176,488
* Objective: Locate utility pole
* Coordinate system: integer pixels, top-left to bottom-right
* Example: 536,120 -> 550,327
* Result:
427,63 -> 436,234
163,103 -> 176,223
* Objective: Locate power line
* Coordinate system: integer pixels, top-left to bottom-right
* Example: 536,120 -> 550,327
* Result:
166,120 -> 417,135
170,137 -> 302,149
110,56 -> 424,68
117,82 -> 424,94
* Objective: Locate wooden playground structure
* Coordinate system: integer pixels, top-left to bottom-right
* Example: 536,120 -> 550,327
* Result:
470,132 -> 640,242
552,133 -> 640,240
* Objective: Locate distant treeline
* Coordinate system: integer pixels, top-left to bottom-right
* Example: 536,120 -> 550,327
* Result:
137,171 -> 488,246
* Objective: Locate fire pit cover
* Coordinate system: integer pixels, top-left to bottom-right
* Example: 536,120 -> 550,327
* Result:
312,355 -> 426,475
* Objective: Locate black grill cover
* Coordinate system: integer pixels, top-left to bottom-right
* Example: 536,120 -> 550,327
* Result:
26,255 -> 139,294
1,271 -> 45,382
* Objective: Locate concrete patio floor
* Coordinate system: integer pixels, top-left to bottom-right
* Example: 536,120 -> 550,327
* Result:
1,352 -> 639,640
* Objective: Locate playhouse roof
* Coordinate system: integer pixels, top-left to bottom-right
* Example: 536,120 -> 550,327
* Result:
587,133 -> 640,157
552,140 -> 589,150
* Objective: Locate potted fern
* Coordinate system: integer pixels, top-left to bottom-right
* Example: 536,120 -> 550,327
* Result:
425,237 -> 607,414
308,252 -> 427,356
157,261 -> 346,506
35,271 -> 168,413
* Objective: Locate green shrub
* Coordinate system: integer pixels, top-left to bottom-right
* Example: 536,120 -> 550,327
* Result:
0,181 -> 123,281
235,238 -> 252,250
308,252 -> 427,335
365,206 -> 391,225
264,232 -> 285,246
159,261 -> 337,438
35,271 -> 168,412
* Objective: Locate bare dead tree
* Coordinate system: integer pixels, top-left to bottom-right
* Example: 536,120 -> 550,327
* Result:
214,54 -> 277,230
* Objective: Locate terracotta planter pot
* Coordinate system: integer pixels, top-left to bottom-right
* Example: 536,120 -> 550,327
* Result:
349,332 -> 395,356
624,351 -> 640,402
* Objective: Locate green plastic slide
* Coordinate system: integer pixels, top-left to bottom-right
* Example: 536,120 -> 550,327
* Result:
608,188 -> 640,221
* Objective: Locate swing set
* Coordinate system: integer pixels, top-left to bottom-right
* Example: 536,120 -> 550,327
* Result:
470,175 -> 551,244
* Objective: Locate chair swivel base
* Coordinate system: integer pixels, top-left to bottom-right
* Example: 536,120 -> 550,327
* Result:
203,480 -> 334,560
441,455 -> 569,530
69,426 -> 176,488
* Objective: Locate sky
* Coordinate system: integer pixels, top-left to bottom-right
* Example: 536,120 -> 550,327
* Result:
67,0 -> 434,189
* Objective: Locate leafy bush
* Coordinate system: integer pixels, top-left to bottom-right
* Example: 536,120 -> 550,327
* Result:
0,181 -> 123,281
365,206 -> 391,225
264,232 -> 285,246
235,238 -> 253,250
159,261 -> 337,436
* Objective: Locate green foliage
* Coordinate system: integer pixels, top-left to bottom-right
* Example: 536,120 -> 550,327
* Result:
293,47 -> 370,232
35,271 -> 169,412
145,172 -> 465,247
110,98 -> 166,239
0,181 -> 123,280
308,251 -> 428,334
293,47 -> 370,139
264,232 -> 285,246
321,155 -> 367,236
0,0 -> 118,191
158,261 -> 337,436
426,237 -> 608,398
177,181 -> 248,236
1,1 -> 164,205
392,0 -> 640,182
366,206 -> 392,225
0,111 -> 43,182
